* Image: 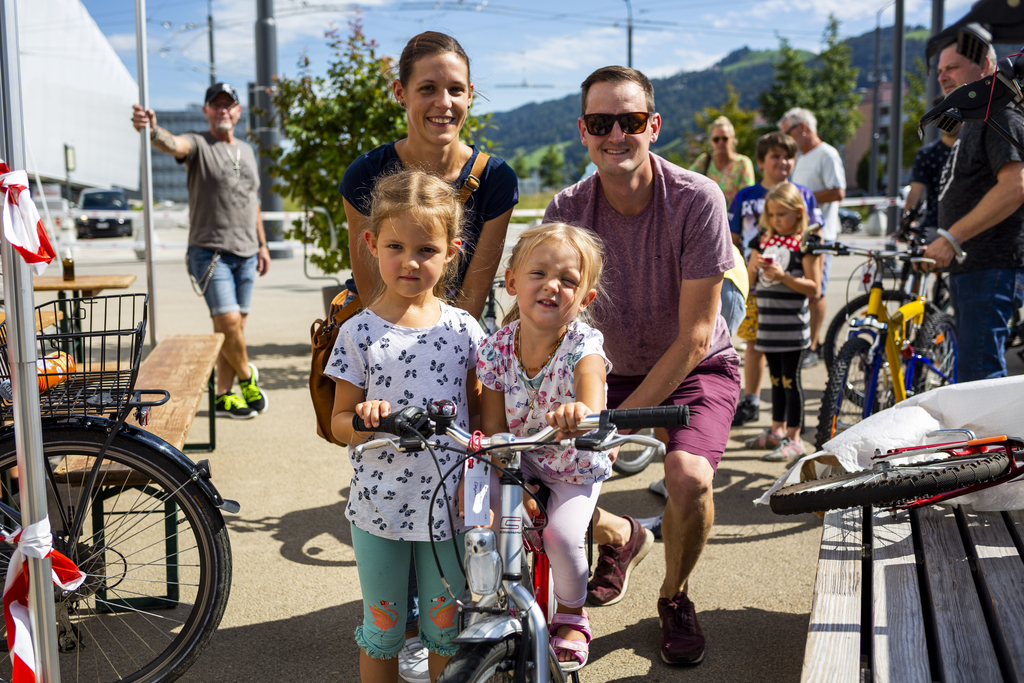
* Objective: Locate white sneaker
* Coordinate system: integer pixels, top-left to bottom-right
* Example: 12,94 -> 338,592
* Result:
399,637 -> 430,683
649,478 -> 668,499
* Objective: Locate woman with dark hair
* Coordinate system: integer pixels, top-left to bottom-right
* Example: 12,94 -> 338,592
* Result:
341,31 -> 519,319
338,32 -> 518,683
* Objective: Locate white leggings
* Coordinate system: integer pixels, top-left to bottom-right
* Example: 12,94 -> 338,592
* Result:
524,469 -> 602,610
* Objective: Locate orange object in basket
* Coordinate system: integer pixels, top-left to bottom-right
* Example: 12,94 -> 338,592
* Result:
36,351 -> 75,392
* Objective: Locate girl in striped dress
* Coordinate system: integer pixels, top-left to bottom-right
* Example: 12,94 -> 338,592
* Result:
746,182 -> 823,462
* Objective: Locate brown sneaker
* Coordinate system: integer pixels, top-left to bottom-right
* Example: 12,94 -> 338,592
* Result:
586,515 -> 654,606
658,591 -> 705,665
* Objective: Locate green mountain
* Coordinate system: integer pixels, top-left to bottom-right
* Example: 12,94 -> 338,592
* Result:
487,25 -> 930,173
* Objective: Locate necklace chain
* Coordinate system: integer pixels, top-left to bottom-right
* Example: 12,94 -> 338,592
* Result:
515,324 -> 567,375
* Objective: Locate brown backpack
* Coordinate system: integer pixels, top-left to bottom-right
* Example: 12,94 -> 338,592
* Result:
309,152 -> 490,445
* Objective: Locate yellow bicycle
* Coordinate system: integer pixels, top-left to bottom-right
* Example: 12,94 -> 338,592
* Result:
814,243 -> 958,448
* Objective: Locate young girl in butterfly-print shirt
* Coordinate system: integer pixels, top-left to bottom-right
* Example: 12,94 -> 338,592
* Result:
747,182 -> 823,463
476,222 -> 611,673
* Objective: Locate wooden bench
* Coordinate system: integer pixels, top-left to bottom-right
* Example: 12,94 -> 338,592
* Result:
802,505 -> 1024,682
129,333 -> 224,452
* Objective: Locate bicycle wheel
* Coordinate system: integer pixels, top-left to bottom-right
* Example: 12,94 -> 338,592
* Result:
823,291 -> 911,370
437,635 -> 564,683
769,452 -> 1012,515
913,312 -> 957,395
814,337 -> 893,450
611,427 -> 659,475
0,424 -> 231,683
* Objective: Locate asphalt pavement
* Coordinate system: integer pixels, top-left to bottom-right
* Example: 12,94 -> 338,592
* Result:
50,227 -> 1018,683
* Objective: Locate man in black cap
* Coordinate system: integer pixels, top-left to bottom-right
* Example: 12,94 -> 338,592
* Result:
132,83 -> 270,419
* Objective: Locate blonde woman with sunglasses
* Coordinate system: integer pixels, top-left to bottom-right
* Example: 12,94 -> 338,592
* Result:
689,116 -> 754,206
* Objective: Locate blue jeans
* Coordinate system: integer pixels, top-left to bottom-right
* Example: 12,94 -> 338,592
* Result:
720,279 -> 745,336
187,247 -> 257,316
948,268 -> 1024,382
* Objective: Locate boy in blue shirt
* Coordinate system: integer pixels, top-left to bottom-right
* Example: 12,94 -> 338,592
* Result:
730,133 -> 822,428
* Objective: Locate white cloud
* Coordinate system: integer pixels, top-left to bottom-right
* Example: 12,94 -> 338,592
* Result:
492,27 -> 626,75
105,32 -> 138,54
644,48 -> 728,79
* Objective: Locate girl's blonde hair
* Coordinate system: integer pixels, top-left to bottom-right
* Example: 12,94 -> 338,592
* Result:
368,169 -> 465,303
710,116 -> 737,153
758,182 -> 808,238
502,222 -> 605,327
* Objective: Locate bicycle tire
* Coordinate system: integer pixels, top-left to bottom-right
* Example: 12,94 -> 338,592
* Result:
0,425 -> 231,683
815,337 -> 893,450
912,312 -> 957,395
823,291 -> 910,370
611,427 -> 659,475
769,452 -> 1012,515
437,635 -> 565,683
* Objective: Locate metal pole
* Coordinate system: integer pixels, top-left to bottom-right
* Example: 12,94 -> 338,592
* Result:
923,0 -> 944,144
869,13 -> 882,196
255,0 -> 290,258
207,0 -> 215,86
887,0 -> 906,233
624,0 -> 633,68
0,0 -> 61,679
135,0 -> 158,347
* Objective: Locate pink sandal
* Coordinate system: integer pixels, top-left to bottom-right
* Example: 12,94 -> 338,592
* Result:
549,610 -> 592,673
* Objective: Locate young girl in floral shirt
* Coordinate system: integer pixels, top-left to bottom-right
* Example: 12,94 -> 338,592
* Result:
477,222 -> 610,673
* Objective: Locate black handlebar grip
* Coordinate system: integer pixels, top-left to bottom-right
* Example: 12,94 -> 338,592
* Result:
351,413 -> 403,435
603,405 -> 689,430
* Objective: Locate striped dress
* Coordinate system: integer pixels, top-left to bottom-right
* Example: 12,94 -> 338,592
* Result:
753,233 -> 810,353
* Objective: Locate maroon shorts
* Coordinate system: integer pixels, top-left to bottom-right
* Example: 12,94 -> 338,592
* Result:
607,352 -> 740,472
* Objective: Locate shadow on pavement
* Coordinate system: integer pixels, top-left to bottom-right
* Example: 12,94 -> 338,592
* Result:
588,608 -> 808,682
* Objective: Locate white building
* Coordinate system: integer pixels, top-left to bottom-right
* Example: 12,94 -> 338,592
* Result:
16,0 -> 140,197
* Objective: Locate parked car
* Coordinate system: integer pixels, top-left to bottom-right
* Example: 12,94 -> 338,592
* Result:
839,207 -> 862,234
77,188 -> 132,239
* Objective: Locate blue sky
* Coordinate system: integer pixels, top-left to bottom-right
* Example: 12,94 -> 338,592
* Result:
82,0 -> 976,114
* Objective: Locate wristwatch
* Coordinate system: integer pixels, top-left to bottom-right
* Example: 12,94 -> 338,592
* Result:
259,242 -> 268,249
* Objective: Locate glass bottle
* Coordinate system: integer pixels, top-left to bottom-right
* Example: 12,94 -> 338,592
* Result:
62,248 -> 75,281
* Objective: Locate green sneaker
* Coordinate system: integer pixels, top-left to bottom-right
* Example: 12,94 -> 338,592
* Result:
215,392 -> 256,420
240,362 -> 268,413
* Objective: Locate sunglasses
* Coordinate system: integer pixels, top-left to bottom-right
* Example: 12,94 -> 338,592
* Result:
784,123 -> 802,136
711,136 -> 729,143
582,111 -> 653,136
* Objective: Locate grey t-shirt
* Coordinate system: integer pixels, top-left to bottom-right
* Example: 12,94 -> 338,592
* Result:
177,131 -> 260,257
936,108 -> 1024,273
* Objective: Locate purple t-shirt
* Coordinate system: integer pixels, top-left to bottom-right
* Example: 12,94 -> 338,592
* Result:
544,153 -> 736,377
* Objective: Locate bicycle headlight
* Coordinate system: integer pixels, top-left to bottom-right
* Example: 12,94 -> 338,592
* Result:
464,528 -> 501,596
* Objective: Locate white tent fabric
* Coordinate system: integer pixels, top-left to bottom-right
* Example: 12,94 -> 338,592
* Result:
17,0 -> 140,191
755,376 -> 1024,510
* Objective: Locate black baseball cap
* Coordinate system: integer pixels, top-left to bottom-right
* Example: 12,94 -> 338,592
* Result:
205,83 -> 239,105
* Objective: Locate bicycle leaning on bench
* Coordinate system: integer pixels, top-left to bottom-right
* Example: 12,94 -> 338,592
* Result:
0,294 -> 236,683
351,400 -> 688,683
814,242 -> 958,449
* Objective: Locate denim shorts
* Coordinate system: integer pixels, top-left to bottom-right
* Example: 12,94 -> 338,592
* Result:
187,247 -> 257,317
720,279 -> 746,336
819,240 -> 835,296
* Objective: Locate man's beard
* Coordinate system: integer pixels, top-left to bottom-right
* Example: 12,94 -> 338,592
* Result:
214,120 -> 234,133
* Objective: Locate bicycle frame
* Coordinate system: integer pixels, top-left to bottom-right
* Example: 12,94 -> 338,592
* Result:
873,435 -> 1024,510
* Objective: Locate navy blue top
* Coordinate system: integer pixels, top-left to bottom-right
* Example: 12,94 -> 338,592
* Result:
339,142 -> 519,295
911,138 -> 953,229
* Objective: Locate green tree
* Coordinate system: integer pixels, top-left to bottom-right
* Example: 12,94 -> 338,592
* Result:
537,144 -> 564,188
510,153 -> 529,179
759,17 -> 862,148
259,19 -> 491,274
901,58 -> 927,169
811,17 -> 862,148
692,82 -> 759,166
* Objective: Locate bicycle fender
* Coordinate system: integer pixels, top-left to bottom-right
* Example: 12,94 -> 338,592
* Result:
0,416 -> 239,514
453,615 -> 522,644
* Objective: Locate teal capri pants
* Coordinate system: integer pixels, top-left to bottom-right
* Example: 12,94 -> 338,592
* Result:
351,523 -> 466,659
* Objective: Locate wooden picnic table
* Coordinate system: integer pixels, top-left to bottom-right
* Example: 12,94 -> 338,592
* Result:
802,504 -> 1024,682
33,274 -> 137,298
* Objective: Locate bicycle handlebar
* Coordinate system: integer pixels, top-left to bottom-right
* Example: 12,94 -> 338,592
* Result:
812,243 -> 935,266
351,403 -> 689,455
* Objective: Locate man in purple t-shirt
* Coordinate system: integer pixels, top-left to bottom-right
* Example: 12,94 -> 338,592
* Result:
544,66 -> 740,667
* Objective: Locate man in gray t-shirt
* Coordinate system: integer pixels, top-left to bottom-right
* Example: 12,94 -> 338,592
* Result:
132,82 -> 270,419
545,66 -> 739,668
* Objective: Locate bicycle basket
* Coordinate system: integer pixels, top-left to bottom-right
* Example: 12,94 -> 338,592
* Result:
0,293 -> 148,419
